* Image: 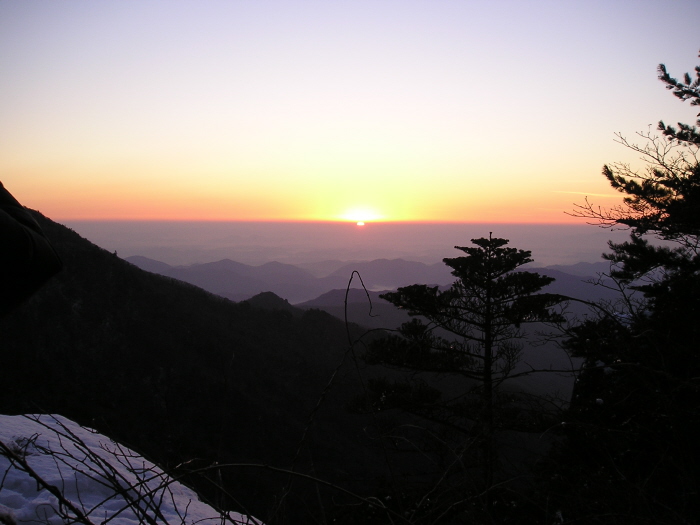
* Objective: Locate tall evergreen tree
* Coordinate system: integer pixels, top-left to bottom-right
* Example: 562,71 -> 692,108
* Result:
361,235 -> 564,520
551,50 -> 700,524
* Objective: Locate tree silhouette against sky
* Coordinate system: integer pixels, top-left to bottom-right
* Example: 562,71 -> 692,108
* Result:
362,234 -> 564,520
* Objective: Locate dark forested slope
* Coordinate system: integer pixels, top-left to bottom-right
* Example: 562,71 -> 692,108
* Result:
0,213 -> 381,522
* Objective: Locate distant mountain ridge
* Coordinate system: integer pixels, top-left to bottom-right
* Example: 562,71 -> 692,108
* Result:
126,255 -> 617,306
125,255 -> 455,303
296,268 -> 620,332
325,258 -> 452,290
532,260 -> 611,277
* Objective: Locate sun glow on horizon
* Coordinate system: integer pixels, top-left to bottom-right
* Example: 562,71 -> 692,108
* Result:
2,2 -> 696,225
340,208 -> 383,224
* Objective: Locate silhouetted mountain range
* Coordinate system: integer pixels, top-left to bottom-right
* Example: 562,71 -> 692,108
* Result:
244,291 -> 300,315
0,213 -> 392,523
294,267 -> 620,332
126,253 -> 621,336
126,254 -> 613,307
127,255 -> 348,302
126,255 -> 454,303
324,258 -> 452,291
297,289 -> 406,331
539,261 -> 611,276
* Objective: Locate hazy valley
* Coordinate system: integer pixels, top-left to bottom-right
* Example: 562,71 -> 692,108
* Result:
125,253 -> 615,306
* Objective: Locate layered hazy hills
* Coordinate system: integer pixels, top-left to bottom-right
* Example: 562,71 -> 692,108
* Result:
126,255 -> 454,303
127,255 -> 617,330
294,267 -> 620,334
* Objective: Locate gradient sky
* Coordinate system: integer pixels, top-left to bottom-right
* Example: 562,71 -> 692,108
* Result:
1,0 -> 699,223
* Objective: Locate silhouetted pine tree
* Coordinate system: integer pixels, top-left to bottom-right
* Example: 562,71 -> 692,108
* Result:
360,235 -> 564,521
550,50 -> 700,524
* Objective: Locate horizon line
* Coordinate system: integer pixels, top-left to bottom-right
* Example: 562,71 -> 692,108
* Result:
58,218 -> 585,226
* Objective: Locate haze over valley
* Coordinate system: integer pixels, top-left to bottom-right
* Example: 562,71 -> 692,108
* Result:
66,220 -> 631,268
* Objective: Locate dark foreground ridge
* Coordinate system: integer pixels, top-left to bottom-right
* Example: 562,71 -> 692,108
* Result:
0,212 -> 388,523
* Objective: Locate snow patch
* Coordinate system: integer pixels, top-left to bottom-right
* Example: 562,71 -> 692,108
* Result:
0,414 -> 263,525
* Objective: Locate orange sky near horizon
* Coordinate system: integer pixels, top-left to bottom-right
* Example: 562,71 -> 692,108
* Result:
13,173 -> 617,223
1,1 -> 698,224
